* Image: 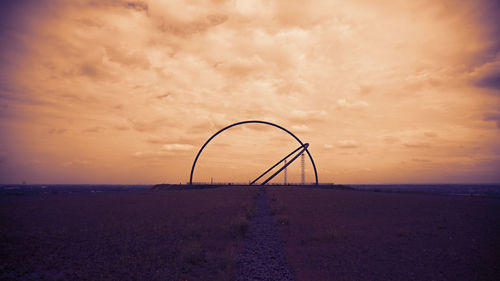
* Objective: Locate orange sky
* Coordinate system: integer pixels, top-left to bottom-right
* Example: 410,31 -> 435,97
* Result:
1,0 -> 500,184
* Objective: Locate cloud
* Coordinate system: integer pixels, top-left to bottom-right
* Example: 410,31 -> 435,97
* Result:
83,127 -> 102,133
412,158 -> 431,163
132,151 -> 171,159
105,45 -> 150,69
161,143 -> 194,151
86,0 -> 148,12
483,112 -> 500,128
424,132 -> 438,137
124,1 -> 148,12
63,159 -> 91,166
218,56 -> 267,78
48,128 -> 67,134
150,1 -> 229,37
291,124 -> 311,133
356,83 -> 373,95
133,143 -> 194,160
336,140 -> 360,149
383,136 -> 399,144
2,0 -> 500,184
289,110 -> 327,122
474,0 -> 500,65
336,98 -> 369,109
472,54 -> 500,91
113,125 -> 129,131
476,69 -> 500,91
155,93 -> 170,99
128,118 -> 169,133
403,141 -> 430,148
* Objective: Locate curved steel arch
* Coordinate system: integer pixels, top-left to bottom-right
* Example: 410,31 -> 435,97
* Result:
189,120 -> 318,185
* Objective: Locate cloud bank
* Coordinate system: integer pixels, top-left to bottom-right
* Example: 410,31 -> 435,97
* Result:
0,0 -> 499,184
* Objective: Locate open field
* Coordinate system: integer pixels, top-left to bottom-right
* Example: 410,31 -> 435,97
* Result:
2,185 -> 499,280
0,187 -> 258,281
267,186 -> 500,280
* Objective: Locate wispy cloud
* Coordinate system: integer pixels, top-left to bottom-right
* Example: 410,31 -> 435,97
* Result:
336,99 -> 369,109
291,124 -> 311,133
471,54 -> 500,91
403,141 -> 431,148
161,143 -> 193,152
289,110 -> 328,122
336,140 -> 360,149
484,112 -> 500,128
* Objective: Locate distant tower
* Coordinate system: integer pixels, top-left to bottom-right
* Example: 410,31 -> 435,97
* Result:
301,153 -> 305,184
284,159 -> 287,185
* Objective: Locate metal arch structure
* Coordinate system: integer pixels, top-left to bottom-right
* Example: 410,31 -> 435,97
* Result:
258,143 -> 309,185
250,143 -> 309,185
189,120 -> 319,185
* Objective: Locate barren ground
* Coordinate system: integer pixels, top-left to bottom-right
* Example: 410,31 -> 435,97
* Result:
2,186 -> 499,281
0,187 -> 258,281
267,186 -> 500,281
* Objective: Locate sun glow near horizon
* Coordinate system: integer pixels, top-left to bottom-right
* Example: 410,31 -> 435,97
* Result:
1,0 -> 499,184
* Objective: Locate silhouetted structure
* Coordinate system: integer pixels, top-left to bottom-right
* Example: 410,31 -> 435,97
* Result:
252,143 -> 309,185
284,159 -> 287,185
189,120 -> 318,185
301,153 -> 305,184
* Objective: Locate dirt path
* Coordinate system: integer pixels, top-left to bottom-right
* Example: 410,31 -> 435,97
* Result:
235,188 -> 294,281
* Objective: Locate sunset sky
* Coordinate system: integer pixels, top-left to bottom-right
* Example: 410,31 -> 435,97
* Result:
1,0 -> 499,184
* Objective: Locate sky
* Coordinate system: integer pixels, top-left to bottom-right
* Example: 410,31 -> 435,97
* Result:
1,0 -> 500,184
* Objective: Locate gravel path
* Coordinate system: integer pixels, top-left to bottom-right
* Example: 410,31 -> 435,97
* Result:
236,189 -> 294,281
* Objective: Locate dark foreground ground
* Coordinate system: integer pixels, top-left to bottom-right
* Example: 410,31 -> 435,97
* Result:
1,185 -> 499,280
0,187 -> 258,281
267,186 -> 500,281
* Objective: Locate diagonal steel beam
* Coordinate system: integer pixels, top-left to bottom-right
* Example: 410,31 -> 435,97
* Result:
260,143 -> 309,185
250,143 -> 308,185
